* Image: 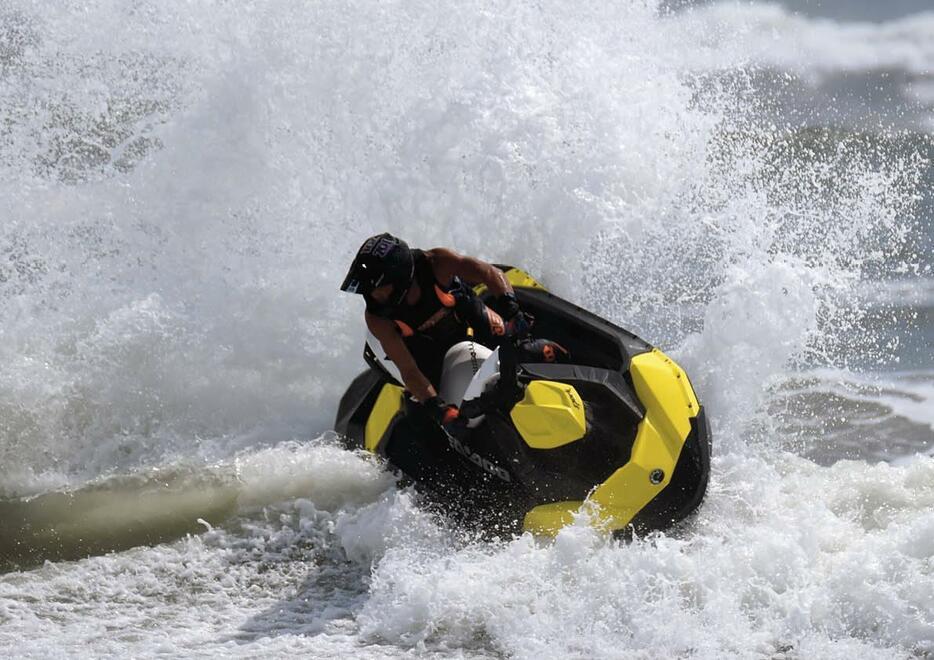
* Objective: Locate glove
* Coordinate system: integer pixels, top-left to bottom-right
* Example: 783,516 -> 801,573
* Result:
505,310 -> 533,339
518,338 -> 569,363
492,292 -> 533,339
422,396 -> 460,426
490,291 -> 521,320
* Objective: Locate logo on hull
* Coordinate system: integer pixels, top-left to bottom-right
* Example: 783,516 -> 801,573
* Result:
447,435 -> 512,482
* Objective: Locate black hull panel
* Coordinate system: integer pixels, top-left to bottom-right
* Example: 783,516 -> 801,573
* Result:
335,268 -> 711,535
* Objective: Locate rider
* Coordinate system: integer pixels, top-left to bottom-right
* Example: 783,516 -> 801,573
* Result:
340,233 -> 567,425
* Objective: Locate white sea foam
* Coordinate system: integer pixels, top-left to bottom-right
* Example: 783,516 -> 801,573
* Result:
667,3 -> 934,129
669,3 -> 934,80
349,453 -> 934,658
2,452 -> 932,658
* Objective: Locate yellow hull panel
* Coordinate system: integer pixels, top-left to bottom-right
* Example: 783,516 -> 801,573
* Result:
523,349 -> 700,535
364,384 -> 405,452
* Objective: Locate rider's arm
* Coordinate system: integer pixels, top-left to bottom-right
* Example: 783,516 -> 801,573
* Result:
428,248 -> 512,296
365,311 -> 436,402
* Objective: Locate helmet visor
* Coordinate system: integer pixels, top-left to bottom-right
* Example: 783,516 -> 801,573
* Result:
340,257 -> 386,295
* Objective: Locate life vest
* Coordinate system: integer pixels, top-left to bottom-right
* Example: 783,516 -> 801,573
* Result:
365,250 -> 464,340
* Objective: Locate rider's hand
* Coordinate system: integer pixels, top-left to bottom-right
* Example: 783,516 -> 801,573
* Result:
493,292 -> 533,339
505,310 -> 533,339
491,291 -> 521,320
422,395 -> 460,426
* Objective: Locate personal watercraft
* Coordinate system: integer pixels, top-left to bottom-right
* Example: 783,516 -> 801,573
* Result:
335,267 -> 711,536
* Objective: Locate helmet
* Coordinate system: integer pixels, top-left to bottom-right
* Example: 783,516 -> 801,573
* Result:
340,233 -> 415,307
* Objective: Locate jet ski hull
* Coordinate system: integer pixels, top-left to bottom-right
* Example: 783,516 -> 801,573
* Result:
335,268 -> 711,536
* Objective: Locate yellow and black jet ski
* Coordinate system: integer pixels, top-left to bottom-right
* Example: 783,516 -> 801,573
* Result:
335,267 -> 711,536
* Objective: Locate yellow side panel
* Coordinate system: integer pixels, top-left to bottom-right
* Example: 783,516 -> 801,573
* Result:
473,267 -> 547,296
523,501 -> 584,536
364,384 -> 405,452
503,267 -> 546,290
589,418 -> 677,529
580,350 -> 699,533
510,381 -> 587,449
629,349 -> 699,443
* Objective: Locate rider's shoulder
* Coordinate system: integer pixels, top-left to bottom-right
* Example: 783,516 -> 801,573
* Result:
423,246 -> 461,261
424,247 -> 462,283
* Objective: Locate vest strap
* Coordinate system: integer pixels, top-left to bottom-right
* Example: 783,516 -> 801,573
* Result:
434,284 -> 457,308
395,320 -> 415,337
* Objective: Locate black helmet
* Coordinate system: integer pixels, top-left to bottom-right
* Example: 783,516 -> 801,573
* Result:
340,233 -> 415,307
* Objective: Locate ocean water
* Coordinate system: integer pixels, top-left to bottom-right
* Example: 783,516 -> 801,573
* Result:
1,1 -> 932,658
